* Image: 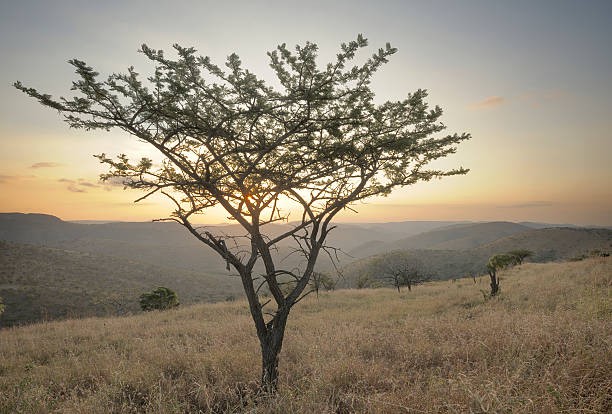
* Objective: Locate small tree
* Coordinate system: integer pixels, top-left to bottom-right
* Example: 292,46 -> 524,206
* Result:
140,287 -> 179,311
310,271 -> 336,297
508,249 -> 533,265
486,254 -> 518,296
381,258 -> 428,292
16,35 -> 470,392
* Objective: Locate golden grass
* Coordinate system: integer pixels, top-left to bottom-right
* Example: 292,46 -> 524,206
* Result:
1,257 -> 610,413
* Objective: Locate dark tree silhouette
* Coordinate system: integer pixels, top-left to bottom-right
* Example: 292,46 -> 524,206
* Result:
15,35 -> 470,392
381,258 -> 428,292
486,254 -> 518,296
310,272 -> 336,297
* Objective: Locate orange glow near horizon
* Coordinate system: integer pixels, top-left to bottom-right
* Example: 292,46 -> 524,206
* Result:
1,3 -> 611,227
1,167 -> 610,226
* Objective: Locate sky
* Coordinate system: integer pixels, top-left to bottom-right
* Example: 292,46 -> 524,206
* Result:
0,0 -> 610,225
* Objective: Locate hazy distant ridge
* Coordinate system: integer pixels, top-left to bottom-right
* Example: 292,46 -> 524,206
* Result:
2,213 -> 610,325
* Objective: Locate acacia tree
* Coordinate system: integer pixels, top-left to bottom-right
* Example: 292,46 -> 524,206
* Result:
381,257 -> 428,292
310,271 -> 336,297
486,253 -> 518,296
15,35 -> 470,391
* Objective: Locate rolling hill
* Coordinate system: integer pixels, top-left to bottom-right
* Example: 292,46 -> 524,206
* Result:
348,221 -> 531,258
340,227 -> 612,288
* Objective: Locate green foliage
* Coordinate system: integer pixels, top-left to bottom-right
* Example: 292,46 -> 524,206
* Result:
139,287 -> 179,311
508,249 -> 533,265
487,253 -> 524,296
14,35 -> 469,232
487,253 -> 519,273
0,296 -> 4,317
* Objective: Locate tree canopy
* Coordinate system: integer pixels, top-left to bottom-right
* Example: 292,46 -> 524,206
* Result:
15,35 -> 470,391
380,257 -> 428,292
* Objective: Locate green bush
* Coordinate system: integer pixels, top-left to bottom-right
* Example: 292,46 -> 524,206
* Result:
139,287 -> 179,311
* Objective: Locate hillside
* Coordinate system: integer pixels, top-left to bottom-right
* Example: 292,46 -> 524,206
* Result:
342,227 -> 612,287
0,241 -> 243,326
476,227 -> 612,260
349,221 -> 530,258
0,257 -> 609,413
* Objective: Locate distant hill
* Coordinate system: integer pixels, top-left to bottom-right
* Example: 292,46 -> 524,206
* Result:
3,213 -> 610,322
349,221 -> 530,257
0,213 -> 249,275
474,227 -> 612,260
340,227 -> 612,288
0,241 -> 243,327
0,213 -> 463,274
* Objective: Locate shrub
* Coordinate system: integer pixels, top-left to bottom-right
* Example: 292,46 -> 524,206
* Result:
139,287 -> 179,311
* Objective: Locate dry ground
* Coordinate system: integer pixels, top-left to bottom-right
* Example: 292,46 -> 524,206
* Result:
0,257 -> 610,413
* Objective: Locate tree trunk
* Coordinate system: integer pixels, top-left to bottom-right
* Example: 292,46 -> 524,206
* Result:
259,310 -> 289,393
488,270 -> 499,296
261,336 -> 282,393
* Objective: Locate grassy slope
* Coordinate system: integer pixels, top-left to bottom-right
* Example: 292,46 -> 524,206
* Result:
0,257 -> 610,413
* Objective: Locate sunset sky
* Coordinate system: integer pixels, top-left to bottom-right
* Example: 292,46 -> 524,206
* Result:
0,0 -> 610,225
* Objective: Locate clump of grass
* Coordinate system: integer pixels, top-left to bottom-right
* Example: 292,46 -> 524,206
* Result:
0,257 -> 610,413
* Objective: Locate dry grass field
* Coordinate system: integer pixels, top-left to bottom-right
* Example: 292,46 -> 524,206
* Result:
0,257 -> 610,413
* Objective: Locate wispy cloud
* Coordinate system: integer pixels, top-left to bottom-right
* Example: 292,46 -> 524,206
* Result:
30,162 -> 61,169
498,201 -> 553,209
67,185 -> 86,193
0,175 -> 18,183
470,96 -> 505,109
60,178 -> 100,193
